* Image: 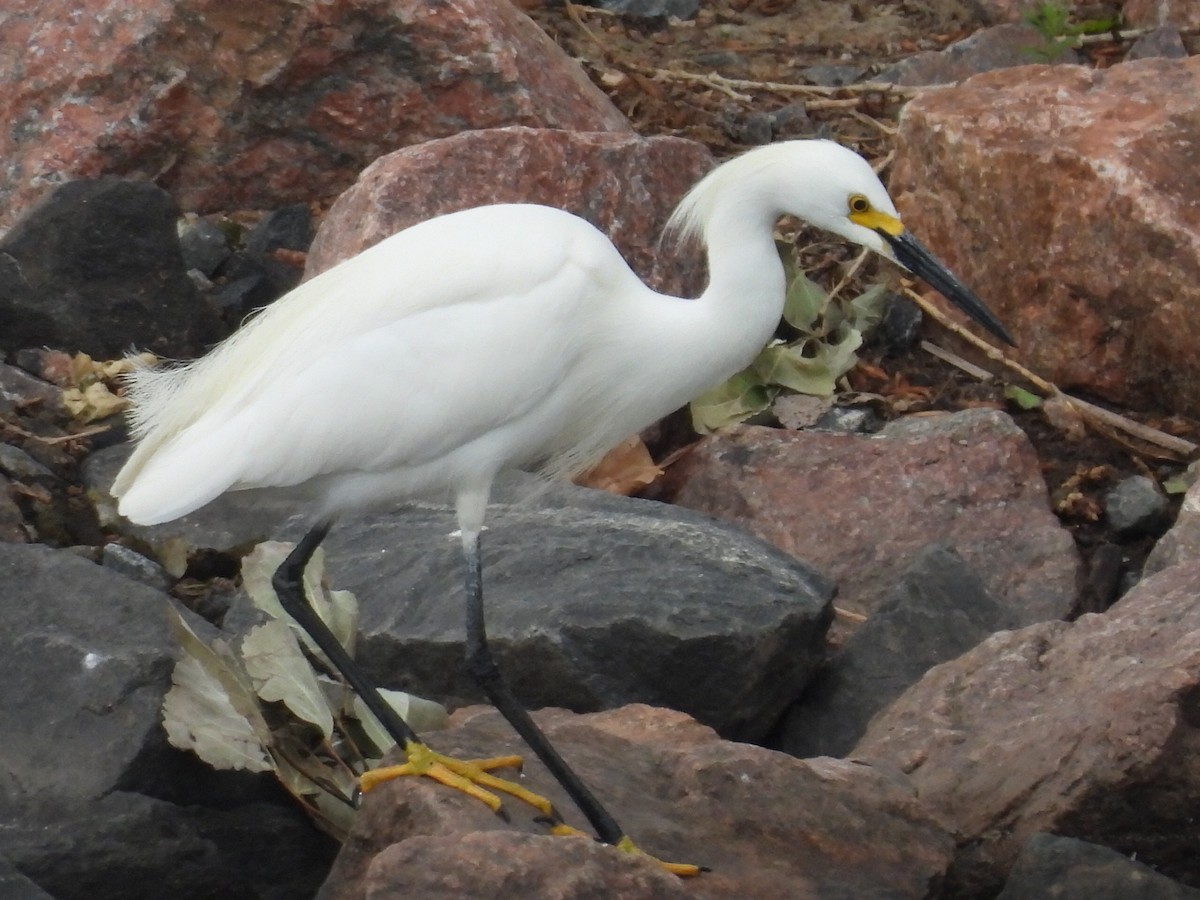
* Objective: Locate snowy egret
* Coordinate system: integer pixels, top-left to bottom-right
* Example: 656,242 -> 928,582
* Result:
112,139 -> 1012,874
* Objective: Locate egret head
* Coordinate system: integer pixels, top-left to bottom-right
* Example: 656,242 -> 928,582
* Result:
670,140 -> 1016,346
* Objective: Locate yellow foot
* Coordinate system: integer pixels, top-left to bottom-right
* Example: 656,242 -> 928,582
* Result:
359,740 -> 554,816
548,825 -> 703,878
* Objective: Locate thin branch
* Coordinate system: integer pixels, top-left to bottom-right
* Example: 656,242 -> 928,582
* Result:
905,286 -> 1198,459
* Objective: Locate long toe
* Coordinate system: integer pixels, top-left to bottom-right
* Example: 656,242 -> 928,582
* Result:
358,741 -> 554,817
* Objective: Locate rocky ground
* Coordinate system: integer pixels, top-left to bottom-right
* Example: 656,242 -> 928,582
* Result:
3,2 -> 1200,899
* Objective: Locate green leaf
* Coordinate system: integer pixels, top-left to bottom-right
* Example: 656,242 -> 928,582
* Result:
689,370 -> 773,433
1163,473 -> 1193,495
753,342 -> 836,396
1003,384 -> 1044,410
241,620 -> 335,738
782,273 -> 828,332
846,283 -> 889,332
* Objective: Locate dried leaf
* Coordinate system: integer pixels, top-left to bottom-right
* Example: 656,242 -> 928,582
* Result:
62,382 -> 128,423
242,542 -> 358,655
162,608 -> 273,773
576,436 -> 662,495
351,691 -> 450,757
242,620 -> 335,738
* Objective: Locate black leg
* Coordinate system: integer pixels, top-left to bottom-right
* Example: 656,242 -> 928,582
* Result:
461,529 -> 626,846
273,522 -> 421,750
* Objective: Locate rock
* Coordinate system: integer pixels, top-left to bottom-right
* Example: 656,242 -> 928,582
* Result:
308,474 -> 833,743
0,541 -> 337,900
0,856 -> 54,900
663,408 -> 1079,622
775,543 -> 1013,758
891,57 -> 1200,416
318,705 -> 956,900
1105,474 -> 1170,538
305,128 -> 714,299
100,542 -> 174,592
0,362 -> 62,414
1123,0 -> 1200,30
94,447 -> 833,742
177,215 -> 231,278
854,561 -> 1200,896
1126,25 -> 1189,60
212,204 -> 314,324
996,833 -> 1200,900
588,0 -> 699,19
0,0 -> 629,227
0,179 -> 221,357
878,24 -> 1079,86
1145,467 -> 1200,575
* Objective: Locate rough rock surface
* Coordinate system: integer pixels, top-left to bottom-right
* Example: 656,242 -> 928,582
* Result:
775,543 -> 1014,758
879,23 -> 1081,85
318,705 -> 956,900
891,56 -> 1200,416
664,408 -> 1079,621
0,541 -> 336,900
0,0 -> 629,227
996,833 -> 1200,900
271,475 -> 833,743
0,179 -> 221,357
854,560 -> 1200,896
305,127 -> 714,298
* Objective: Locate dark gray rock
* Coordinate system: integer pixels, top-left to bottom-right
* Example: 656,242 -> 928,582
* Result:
1126,26 -> 1188,61
177,215 -> 230,277
588,0 -> 698,20
879,23 -> 1081,86
0,542 -> 336,900
0,856 -> 55,900
3,793 -> 335,900
1106,474 -> 1170,538
775,543 -> 1012,758
100,542 -> 174,593
997,833 -> 1200,900
0,179 -> 222,357
307,477 -> 834,743
243,204 -> 314,256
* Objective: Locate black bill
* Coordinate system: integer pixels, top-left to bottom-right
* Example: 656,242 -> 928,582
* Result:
885,230 -> 1016,347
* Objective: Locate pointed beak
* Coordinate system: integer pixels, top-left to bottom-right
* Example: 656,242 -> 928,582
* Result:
884,230 -> 1016,347
850,207 -> 1016,347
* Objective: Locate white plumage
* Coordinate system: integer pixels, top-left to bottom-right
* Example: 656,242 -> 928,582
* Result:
110,139 -> 1012,868
115,140 -> 920,527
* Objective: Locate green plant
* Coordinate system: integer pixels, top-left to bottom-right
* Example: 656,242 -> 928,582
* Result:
1022,1 -> 1122,61
689,241 -> 888,432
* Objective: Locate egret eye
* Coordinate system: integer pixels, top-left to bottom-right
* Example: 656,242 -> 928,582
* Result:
849,194 -> 871,214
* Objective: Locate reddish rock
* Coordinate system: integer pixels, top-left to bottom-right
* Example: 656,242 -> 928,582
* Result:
854,561 -> 1200,895
304,127 -> 713,297
890,57 -> 1200,416
320,705 -> 955,900
0,0 -> 629,227
662,409 -> 1078,622
1145,472 -> 1200,575
1123,0 -> 1200,30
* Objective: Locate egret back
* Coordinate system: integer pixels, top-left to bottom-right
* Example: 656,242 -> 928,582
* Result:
113,204 -> 647,524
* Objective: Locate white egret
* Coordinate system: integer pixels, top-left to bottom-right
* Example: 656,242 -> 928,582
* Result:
112,139 -> 1013,875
